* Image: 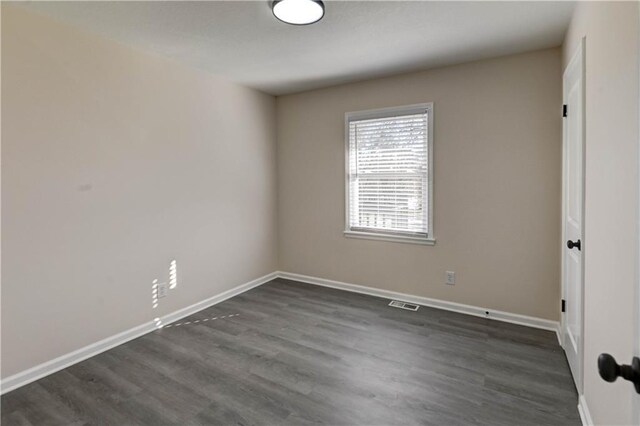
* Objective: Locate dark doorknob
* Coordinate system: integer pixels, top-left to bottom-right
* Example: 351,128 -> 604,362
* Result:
598,353 -> 640,394
566,239 -> 581,250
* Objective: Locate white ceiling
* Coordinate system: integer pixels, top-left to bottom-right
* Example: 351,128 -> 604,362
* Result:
20,1 -> 574,95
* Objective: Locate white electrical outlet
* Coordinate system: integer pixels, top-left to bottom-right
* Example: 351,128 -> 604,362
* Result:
445,271 -> 455,285
157,282 -> 168,298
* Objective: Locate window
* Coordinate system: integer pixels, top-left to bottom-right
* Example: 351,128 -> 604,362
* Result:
345,103 -> 434,245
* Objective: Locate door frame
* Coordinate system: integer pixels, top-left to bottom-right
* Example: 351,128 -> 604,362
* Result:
561,37 -> 586,396
635,5 -> 640,422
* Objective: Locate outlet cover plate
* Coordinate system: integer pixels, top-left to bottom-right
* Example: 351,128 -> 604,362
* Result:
157,282 -> 168,298
446,271 -> 455,285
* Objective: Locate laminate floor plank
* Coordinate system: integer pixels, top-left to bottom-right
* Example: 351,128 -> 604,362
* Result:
2,278 -> 580,425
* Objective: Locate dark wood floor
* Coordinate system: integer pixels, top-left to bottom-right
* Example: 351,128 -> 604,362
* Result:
2,278 -> 580,425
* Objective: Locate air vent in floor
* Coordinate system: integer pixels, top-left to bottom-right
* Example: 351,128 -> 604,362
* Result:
388,300 -> 420,311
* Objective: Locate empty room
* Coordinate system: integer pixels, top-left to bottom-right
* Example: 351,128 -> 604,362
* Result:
1,1 -> 639,425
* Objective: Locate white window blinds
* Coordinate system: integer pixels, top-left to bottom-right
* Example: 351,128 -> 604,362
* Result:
347,108 -> 430,238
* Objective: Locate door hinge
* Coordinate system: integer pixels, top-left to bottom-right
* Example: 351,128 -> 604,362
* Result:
563,104 -> 568,117
561,299 -> 566,313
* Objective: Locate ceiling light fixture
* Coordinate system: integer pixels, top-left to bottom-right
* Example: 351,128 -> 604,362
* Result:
272,0 -> 325,26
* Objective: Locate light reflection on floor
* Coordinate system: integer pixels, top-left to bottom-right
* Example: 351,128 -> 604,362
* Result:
161,313 -> 239,329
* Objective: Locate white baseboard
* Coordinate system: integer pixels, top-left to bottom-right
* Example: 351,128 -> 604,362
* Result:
2,270 -> 561,395
0,271 -> 278,395
556,323 -> 564,347
277,271 -> 560,332
578,395 -> 593,426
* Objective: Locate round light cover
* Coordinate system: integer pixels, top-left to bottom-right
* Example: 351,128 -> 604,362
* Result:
272,0 -> 325,25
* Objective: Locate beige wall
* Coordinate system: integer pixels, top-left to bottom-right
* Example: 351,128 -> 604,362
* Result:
277,48 -> 563,321
563,2 -> 640,424
0,4 -> 575,386
1,6 -> 277,378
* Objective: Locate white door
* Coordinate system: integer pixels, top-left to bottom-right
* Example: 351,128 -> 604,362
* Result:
562,38 -> 585,394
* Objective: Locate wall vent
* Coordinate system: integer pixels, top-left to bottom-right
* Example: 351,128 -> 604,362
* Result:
388,300 -> 419,311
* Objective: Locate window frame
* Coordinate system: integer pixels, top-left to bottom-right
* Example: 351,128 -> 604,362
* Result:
344,103 -> 435,245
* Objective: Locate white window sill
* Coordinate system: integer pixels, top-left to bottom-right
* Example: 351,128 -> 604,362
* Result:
344,230 -> 436,246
